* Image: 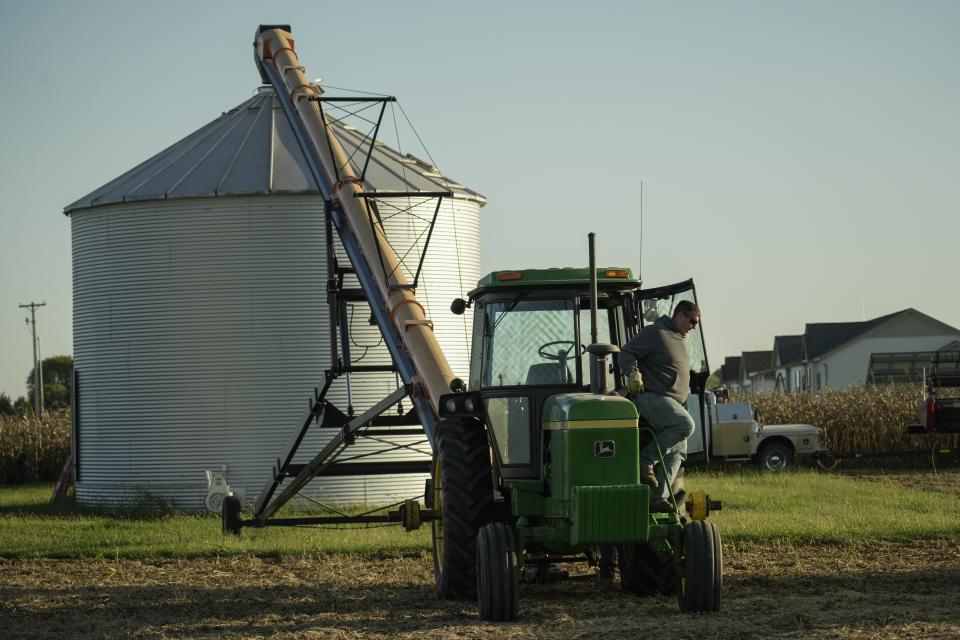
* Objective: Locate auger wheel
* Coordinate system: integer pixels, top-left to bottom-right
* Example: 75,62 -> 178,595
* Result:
431,418 -> 494,600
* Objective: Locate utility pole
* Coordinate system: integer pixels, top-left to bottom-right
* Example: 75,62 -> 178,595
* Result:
19,301 -> 46,416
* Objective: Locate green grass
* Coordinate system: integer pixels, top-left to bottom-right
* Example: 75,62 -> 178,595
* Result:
2,470 -> 958,559
0,485 -> 429,560
689,468 -> 960,543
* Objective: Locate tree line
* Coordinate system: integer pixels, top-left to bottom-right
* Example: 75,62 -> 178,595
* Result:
0,355 -> 73,415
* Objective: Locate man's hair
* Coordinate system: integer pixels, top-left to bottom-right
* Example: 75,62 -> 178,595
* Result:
673,300 -> 700,318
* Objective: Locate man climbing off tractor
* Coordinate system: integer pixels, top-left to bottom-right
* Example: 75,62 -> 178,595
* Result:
618,300 -> 701,511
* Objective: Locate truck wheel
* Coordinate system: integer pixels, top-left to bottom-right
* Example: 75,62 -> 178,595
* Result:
756,441 -> 794,471
432,418 -> 494,600
618,542 -> 677,596
678,520 -> 722,612
221,493 -> 242,536
476,522 -> 520,621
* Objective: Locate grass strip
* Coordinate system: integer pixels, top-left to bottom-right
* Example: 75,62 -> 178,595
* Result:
1,469 -> 958,560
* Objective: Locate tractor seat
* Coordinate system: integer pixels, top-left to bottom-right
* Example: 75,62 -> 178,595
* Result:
526,363 -> 573,385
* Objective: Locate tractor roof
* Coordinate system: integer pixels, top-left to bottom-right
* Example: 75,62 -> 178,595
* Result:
470,267 -> 640,296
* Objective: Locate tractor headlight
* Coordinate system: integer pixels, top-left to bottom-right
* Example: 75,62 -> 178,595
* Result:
439,392 -> 482,418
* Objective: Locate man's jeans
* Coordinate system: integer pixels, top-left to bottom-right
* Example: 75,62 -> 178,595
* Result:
632,393 -> 695,502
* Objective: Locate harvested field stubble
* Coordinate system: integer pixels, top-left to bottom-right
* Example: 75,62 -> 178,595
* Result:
1,539 -> 959,639
734,385 -> 959,457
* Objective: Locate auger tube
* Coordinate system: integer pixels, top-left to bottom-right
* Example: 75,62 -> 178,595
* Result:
253,26 -> 462,420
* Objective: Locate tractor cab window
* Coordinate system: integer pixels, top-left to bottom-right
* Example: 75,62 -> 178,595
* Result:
479,298 -> 578,388
577,296 -> 625,389
477,296 -> 577,470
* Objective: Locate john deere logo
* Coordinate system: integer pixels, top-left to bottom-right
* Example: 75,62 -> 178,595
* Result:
594,440 -> 615,459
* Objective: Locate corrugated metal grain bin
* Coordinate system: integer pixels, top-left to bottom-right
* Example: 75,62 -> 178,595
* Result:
64,88 -> 483,511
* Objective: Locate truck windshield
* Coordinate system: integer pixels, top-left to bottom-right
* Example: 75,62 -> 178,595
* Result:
480,298 -> 578,387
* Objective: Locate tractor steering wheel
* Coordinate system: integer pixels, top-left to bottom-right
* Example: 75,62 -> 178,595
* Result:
537,340 -> 578,362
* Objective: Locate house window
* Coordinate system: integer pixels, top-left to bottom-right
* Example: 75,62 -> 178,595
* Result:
816,373 -> 821,390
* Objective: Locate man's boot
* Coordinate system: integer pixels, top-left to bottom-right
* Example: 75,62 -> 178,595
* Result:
640,464 -> 658,488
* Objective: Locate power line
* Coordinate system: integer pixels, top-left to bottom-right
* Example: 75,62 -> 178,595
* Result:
18,301 -> 46,415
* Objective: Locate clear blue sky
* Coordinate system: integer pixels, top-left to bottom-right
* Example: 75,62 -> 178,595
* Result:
1,1 -> 958,398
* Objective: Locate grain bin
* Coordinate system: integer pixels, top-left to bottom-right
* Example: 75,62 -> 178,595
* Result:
65,87 -> 483,511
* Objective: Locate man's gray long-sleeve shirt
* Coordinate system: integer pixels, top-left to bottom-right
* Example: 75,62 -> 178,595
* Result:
618,315 -> 690,403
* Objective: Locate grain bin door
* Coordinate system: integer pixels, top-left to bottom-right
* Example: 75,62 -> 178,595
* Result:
631,279 -> 710,464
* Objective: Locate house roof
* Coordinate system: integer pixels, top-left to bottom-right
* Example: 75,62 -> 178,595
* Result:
803,310 -> 907,360
721,356 -> 741,382
773,335 -> 805,366
741,350 -> 773,375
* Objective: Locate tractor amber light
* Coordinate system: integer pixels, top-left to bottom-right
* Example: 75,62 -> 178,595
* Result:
498,271 -> 523,281
603,269 -> 629,278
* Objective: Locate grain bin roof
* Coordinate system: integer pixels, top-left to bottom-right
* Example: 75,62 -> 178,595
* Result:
64,87 -> 485,214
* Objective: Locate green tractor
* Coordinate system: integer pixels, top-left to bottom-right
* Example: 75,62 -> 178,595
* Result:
432,241 -> 721,620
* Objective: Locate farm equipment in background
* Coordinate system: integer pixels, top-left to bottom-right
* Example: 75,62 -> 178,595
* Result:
222,25 -> 722,620
909,351 -> 960,434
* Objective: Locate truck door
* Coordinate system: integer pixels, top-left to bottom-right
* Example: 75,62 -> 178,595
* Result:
627,279 -> 711,464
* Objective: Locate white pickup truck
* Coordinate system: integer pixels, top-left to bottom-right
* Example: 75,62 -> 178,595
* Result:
686,393 -> 835,470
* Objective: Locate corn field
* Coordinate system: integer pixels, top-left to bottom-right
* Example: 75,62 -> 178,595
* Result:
0,410 -> 71,484
0,386 -> 956,483
733,384 -> 959,455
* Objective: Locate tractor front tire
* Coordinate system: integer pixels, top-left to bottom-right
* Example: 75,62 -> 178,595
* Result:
432,418 -> 494,600
618,542 -> 677,596
476,522 -> 520,621
756,441 -> 794,471
678,520 -> 722,612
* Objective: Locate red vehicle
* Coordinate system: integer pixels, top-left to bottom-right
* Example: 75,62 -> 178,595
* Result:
909,352 -> 960,434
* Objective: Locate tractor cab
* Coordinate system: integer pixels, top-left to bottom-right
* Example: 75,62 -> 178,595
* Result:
444,268 -> 711,479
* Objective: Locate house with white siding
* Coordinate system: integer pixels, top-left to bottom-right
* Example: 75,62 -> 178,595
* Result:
802,309 -> 959,390
721,309 -> 960,394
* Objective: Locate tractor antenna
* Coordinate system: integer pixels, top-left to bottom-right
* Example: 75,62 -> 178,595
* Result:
639,179 -> 643,281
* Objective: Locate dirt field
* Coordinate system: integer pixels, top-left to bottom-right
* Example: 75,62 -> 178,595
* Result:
2,471 -> 959,639
3,539 -> 959,639
838,467 -> 960,497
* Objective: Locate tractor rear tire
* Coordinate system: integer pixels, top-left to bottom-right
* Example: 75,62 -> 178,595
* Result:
432,418 -> 494,600
618,542 -> 677,596
476,522 -> 520,621
678,520 -> 722,612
